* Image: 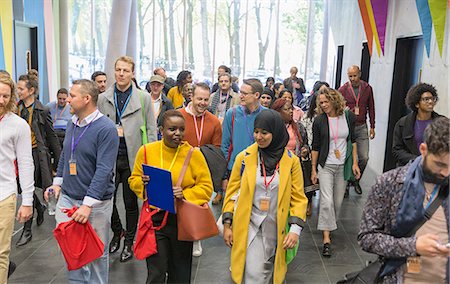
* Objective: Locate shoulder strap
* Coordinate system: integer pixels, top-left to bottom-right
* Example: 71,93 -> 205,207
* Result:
143,144 -> 147,164
140,91 -> 147,127
407,187 -> 447,236
176,147 -> 195,187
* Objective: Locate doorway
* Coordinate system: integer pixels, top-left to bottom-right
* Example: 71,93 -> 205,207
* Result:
360,42 -> 371,82
334,45 -> 344,89
383,36 -> 424,172
14,21 -> 38,80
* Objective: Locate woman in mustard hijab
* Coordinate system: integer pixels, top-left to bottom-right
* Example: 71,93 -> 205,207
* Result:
222,109 -> 307,284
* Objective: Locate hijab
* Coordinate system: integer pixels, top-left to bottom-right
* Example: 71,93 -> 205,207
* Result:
254,109 -> 289,176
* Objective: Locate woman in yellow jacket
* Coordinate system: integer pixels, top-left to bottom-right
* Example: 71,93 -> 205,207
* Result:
222,109 -> 308,284
129,109 -> 213,283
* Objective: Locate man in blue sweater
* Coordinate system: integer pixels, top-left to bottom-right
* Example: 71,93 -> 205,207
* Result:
217,78 -> 264,203
45,79 -> 119,283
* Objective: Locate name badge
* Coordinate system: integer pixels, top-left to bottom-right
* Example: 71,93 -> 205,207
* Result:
260,196 -> 270,212
334,149 -> 341,159
116,124 -> 124,137
69,159 -> 77,176
354,106 -> 360,116
407,256 -> 421,274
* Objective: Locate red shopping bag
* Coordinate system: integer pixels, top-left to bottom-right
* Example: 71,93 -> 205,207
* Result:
133,201 -> 168,260
53,207 -> 105,271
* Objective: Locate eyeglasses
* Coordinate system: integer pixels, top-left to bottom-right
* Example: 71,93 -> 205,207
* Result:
240,91 -> 254,96
420,96 -> 438,103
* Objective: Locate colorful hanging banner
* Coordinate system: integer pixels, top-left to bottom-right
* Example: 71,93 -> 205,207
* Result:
371,0 -> 389,55
358,0 -> 374,55
415,0 -> 433,57
428,0 -> 448,57
365,0 -> 382,56
0,0 -> 14,73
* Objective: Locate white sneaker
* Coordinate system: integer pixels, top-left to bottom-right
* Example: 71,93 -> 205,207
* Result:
192,240 -> 203,257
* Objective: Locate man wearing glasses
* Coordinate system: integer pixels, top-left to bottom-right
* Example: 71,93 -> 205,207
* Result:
393,83 -> 444,167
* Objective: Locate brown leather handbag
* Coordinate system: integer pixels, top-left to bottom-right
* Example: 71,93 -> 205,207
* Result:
176,148 -> 219,241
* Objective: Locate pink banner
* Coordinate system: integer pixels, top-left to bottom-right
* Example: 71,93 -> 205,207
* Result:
371,0 -> 389,55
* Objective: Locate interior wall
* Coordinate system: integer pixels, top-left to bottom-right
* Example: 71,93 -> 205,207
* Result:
328,0 -> 449,175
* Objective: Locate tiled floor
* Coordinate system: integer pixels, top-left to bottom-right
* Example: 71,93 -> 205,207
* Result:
8,167 -> 379,283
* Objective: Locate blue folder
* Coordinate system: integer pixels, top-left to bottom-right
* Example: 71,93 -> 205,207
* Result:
142,164 -> 176,214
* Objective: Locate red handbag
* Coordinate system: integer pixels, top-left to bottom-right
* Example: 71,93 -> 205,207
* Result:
133,201 -> 169,260
53,207 -> 105,271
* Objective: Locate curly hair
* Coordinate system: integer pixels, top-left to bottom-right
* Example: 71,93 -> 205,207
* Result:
176,70 -> 192,92
424,116 -> 449,155
405,83 -> 438,112
315,88 -> 346,116
0,75 -> 17,113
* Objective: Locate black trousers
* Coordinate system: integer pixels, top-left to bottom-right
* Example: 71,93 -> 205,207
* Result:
146,212 -> 193,284
111,154 -> 138,245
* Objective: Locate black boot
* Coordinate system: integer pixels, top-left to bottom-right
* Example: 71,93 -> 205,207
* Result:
16,219 -> 32,247
8,261 -> 16,278
34,193 -> 46,226
120,243 -> 134,262
354,180 -> 362,195
109,229 -> 125,253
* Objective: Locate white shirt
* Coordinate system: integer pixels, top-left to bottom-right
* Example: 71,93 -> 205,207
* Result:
151,93 -> 162,120
325,114 -> 349,165
0,112 -> 35,206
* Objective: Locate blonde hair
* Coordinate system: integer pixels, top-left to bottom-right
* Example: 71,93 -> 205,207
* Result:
0,75 -> 17,113
115,56 -> 135,72
316,88 -> 346,116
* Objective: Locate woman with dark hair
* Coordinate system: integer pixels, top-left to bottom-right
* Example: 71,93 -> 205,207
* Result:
280,89 -> 303,123
222,109 -> 307,284
303,81 -> 329,145
311,88 -> 360,257
273,83 -> 284,99
129,109 -> 213,283
272,98 -> 316,216
259,87 -> 275,108
265,77 -> 275,90
16,70 -> 61,246
392,82 -> 442,167
167,70 -> 192,109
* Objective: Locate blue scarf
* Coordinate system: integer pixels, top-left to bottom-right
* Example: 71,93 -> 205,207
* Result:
381,156 -> 441,277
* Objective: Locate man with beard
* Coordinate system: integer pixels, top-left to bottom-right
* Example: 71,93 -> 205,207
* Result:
91,71 -> 107,93
358,117 -> 450,283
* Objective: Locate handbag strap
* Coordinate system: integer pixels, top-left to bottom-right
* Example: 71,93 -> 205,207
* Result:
176,147 -> 195,187
406,186 -> 447,236
143,144 -> 147,164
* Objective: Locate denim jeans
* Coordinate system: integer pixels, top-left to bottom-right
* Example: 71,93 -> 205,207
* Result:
55,194 -> 112,284
354,124 -> 369,178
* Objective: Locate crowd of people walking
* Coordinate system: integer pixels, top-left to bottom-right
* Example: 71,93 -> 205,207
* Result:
0,56 -> 448,284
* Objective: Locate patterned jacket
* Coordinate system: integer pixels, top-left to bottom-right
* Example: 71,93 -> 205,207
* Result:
358,163 -> 449,283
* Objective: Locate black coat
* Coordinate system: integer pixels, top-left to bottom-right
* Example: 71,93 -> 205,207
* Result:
18,99 -> 61,188
392,111 -> 442,166
200,144 -> 227,193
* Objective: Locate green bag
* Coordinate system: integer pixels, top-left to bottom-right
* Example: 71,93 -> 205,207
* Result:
343,109 -> 355,182
140,92 -> 148,145
285,216 -> 299,264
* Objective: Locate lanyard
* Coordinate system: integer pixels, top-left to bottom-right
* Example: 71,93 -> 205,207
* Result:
261,157 -> 279,190
219,90 -> 230,104
328,115 -> 339,147
71,112 -> 99,159
114,91 -> 132,124
160,142 -> 180,171
241,105 -> 261,143
192,114 -> 205,147
54,104 -> 68,122
425,185 -> 439,210
349,85 -> 361,106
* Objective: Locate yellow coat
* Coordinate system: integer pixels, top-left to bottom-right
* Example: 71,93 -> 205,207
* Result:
129,141 -> 213,205
222,143 -> 307,284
